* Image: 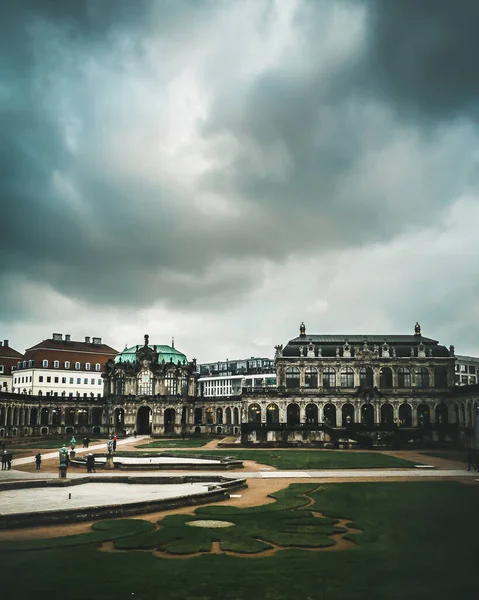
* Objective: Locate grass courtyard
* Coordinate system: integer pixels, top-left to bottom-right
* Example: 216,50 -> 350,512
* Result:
115,448 -> 420,470
1,480 -> 477,600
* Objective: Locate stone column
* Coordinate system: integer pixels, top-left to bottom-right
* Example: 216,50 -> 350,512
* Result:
392,368 -> 398,389
353,368 -> 360,388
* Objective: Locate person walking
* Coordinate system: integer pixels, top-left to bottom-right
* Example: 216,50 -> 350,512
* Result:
113,435 -> 117,452
85,437 -> 90,448
86,453 -> 96,473
35,453 -> 42,471
6,450 -> 12,470
1,450 -> 7,470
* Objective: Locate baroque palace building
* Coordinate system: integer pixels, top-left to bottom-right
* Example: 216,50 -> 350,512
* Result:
0,325 -> 478,446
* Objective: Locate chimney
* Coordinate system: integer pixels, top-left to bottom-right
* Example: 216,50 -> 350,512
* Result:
92,337 -> 102,345
65,334 -> 71,342
85,336 -> 91,344
0,341 -> 2,347
3,340 -> 8,347
52,333 -> 63,341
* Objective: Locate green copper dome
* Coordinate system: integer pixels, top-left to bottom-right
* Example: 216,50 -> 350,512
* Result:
115,344 -> 187,365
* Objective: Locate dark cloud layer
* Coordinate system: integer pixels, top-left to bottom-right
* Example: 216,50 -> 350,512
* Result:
1,0 -> 478,323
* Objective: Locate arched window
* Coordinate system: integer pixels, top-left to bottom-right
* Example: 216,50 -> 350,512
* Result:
95,363 -> 101,371
115,378 -> 125,395
399,403 -> 412,427
435,403 -> 448,424
180,375 -> 188,395
305,403 -> 318,424
287,403 -> 300,426
42,360 -> 48,368
418,403 -> 430,426
138,370 -> 153,395
285,367 -> 300,389
359,367 -> 374,388
415,368 -> 430,389
323,403 -> 336,426
304,367 -> 318,388
194,408 -> 203,425
206,407 -> 214,424
340,367 -> 354,388
75,362 -> 81,370
85,363 -> 91,371
53,360 -> 59,369
323,367 -> 336,389
266,403 -> 279,424
216,407 -> 223,425
341,403 -> 354,425
165,372 -> 176,395
248,403 -> 262,423
380,403 -> 393,424
379,367 -> 393,389
397,367 -> 411,388
225,407 -> 232,425
361,403 -> 374,426
65,361 -> 70,369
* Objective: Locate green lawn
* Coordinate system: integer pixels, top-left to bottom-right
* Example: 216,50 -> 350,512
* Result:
5,438 -> 99,450
1,481 -> 478,600
421,450 -> 468,463
136,437 -> 215,449
142,449 -> 420,469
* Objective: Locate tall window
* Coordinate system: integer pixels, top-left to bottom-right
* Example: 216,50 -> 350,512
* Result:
285,367 -> 300,389
416,367 -> 430,389
341,367 -> 354,388
139,370 -> 153,395
65,361 -> 70,369
180,375 -> 188,395
42,360 -> 48,368
85,363 -> 91,371
53,360 -> 59,368
397,367 -> 411,388
323,367 -> 336,389
75,362 -> 80,370
95,363 -> 101,371
115,378 -> 125,395
166,372 -> 177,395
304,367 -> 318,388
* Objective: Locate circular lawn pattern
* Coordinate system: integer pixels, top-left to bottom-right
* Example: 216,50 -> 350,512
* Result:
187,520 -> 235,528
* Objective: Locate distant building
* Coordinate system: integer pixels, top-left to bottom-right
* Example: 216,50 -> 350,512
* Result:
198,357 -> 274,377
13,333 -> 117,398
0,340 -> 23,392
455,355 -> 479,386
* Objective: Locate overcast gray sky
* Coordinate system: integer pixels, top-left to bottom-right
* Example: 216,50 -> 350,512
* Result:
2,0 -> 479,361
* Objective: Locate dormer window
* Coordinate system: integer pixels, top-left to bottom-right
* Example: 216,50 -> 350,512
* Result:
65,361 -> 70,369
95,363 -> 101,371
85,362 -> 91,371
75,362 -> 81,370
42,360 -> 48,368
54,360 -> 59,368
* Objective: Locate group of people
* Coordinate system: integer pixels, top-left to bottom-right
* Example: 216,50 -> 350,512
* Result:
1,450 -> 13,470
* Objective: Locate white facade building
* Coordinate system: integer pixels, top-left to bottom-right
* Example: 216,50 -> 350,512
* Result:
455,355 -> 479,386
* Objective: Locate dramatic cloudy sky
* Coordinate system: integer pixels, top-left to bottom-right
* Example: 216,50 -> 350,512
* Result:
2,0 -> 479,361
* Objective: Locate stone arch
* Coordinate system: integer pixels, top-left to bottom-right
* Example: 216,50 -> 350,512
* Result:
78,408 -> 88,427
114,408 -> 124,433
194,407 -> 203,425
435,403 -> 448,424
225,407 -> 232,425
287,403 -> 300,426
137,405 -> 152,435
233,407 -> 240,425
51,408 -> 61,427
40,408 -> 49,426
323,403 -> 336,426
341,403 -> 354,425
266,403 -> 279,424
216,407 -> 223,425
361,403 -> 374,426
379,367 -> 393,389
417,403 -> 430,426
248,403 -> 261,424
399,403 -> 412,427
305,403 -> 318,424
459,403 -> 465,426
380,403 -> 393,424
164,408 -> 176,434
92,407 -> 102,426
206,407 -> 214,424
29,407 -> 38,427
65,408 -> 75,426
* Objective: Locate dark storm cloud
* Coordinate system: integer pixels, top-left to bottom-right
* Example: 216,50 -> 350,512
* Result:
1,0 -> 478,320
362,0 -> 479,119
